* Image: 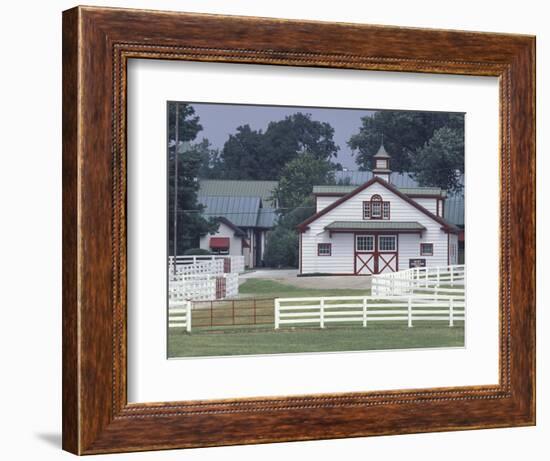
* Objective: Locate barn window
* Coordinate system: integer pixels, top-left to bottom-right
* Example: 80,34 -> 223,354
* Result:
366,195 -> 390,220
317,243 -> 332,256
379,236 -> 396,252
363,201 -> 371,219
371,195 -> 382,218
356,235 -> 374,252
420,243 -> 434,256
382,202 -> 390,219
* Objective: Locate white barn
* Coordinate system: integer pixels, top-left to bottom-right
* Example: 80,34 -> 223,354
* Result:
297,144 -> 460,275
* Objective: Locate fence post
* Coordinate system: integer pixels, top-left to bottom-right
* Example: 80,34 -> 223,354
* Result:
185,301 -> 191,333
408,296 -> 413,327
363,298 -> 368,328
425,269 -> 429,288
450,266 -> 454,286
320,298 -> 325,329
449,298 -> 454,327
274,299 -> 280,329
436,267 -> 440,285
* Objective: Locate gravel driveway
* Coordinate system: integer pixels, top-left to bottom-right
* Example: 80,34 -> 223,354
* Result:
240,268 -> 372,290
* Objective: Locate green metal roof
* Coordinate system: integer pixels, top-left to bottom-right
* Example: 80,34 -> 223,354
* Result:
313,185 -> 357,194
325,221 -> 426,231
199,180 -> 278,207
198,195 -> 260,227
444,196 -> 464,227
312,184 -> 445,197
256,208 -> 278,228
397,187 -> 446,197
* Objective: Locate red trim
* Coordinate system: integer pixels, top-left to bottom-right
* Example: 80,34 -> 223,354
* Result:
420,242 -> 434,256
317,243 -> 332,256
299,176 -> 458,233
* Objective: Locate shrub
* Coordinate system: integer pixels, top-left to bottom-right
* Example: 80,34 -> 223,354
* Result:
183,248 -> 212,256
263,227 -> 298,268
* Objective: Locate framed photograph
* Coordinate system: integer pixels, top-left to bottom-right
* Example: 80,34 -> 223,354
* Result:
62,6 -> 535,455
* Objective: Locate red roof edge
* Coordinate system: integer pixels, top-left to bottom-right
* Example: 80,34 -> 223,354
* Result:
297,177 -> 459,233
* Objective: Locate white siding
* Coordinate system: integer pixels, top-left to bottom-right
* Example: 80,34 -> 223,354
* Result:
411,197 -> 438,215
302,182 -> 449,274
316,195 -> 340,212
200,222 -> 243,257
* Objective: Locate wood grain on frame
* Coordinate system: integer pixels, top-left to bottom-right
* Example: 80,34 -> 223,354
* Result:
62,6 -> 535,455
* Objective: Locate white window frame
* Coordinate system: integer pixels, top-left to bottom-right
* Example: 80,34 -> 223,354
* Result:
356,235 -> 374,252
382,201 -> 390,219
378,235 -> 397,252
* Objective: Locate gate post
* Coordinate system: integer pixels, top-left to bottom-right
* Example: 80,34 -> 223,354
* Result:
408,297 -> 413,327
274,299 -> 280,329
186,301 -> 192,333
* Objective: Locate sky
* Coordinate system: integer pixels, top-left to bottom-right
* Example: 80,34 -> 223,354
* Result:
187,102 -> 375,170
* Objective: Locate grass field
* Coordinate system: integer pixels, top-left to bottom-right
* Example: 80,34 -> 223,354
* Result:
168,322 -> 465,358
237,279 -> 371,298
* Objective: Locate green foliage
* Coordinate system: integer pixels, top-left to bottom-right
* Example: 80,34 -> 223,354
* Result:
218,125 -> 266,179
273,152 -> 335,209
413,127 -> 465,194
348,110 -> 464,191
183,248 -> 212,256
214,112 -> 340,180
167,104 -> 219,253
263,227 -> 299,268
168,102 -> 202,143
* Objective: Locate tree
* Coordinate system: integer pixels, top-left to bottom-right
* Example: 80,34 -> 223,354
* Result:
348,110 -> 464,173
219,125 -> 266,179
263,196 -> 316,268
413,127 -> 464,193
263,227 -> 299,268
168,102 -> 202,144
189,138 -> 224,179
167,104 -> 218,253
218,112 -> 340,180
273,152 -> 335,210
261,113 -> 340,174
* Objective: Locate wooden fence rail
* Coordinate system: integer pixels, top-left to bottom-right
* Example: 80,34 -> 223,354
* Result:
168,255 -> 245,274
168,301 -> 192,332
275,295 -> 465,329
372,264 -> 465,296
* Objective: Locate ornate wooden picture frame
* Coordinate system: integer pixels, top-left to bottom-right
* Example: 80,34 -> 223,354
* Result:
62,6 -> 535,455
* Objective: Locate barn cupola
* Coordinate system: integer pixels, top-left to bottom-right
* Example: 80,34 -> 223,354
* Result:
372,139 -> 392,183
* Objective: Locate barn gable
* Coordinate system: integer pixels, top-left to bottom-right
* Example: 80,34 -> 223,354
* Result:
298,176 -> 458,233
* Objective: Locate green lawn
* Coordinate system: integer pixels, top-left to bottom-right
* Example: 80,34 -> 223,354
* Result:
237,279 -> 371,299
168,322 -> 464,358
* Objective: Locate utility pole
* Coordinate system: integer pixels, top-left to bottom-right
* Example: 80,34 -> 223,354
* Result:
172,102 -> 179,273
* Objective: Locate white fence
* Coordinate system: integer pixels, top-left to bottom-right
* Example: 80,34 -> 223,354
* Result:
372,264 -> 465,297
169,272 -> 239,302
168,255 -> 245,274
172,259 -> 224,278
275,295 -> 465,329
168,301 -> 192,331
